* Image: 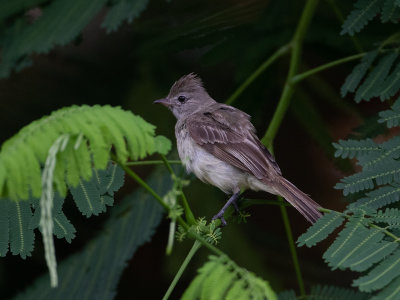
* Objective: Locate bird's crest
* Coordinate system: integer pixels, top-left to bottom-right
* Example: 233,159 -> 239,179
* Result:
170,73 -> 204,95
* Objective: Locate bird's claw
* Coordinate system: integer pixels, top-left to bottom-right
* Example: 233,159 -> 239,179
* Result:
212,213 -> 227,227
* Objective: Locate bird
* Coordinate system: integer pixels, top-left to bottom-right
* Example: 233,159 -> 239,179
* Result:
154,73 -> 322,225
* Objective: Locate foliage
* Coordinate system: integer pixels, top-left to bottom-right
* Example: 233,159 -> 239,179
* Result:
0,0 -> 150,77
278,285 -> 369,300
298,51 -> 400,300
341,0 -> 400,36
181,255 -> 277,300
0,105 -> 170,201
3,0 -> 400,299
12,169 -> 166,300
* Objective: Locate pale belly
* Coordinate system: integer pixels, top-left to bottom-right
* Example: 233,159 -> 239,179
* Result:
175,123 -> 277,195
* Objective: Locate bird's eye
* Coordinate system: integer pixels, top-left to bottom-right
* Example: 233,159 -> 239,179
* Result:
178,95 -> 187,103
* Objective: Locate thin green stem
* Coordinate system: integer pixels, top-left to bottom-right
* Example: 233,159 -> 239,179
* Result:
259,1 -> 319,297
112,154 -> 225,256
163,241 -> 202,300
291,53 -> 366,84
160,155 -> 175,174
160,155 -> 196,225
125,160 -> 181,166
225,44 -> 291,105
279,197 -> 306,297
262,0 -> 319,151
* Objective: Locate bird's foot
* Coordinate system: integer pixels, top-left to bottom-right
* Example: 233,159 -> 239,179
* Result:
212,212 -> 227,227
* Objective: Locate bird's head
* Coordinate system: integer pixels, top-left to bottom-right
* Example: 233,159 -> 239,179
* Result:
154,73 -> 215,119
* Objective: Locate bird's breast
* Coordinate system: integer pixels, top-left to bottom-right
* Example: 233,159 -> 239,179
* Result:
175,121 -> 246,194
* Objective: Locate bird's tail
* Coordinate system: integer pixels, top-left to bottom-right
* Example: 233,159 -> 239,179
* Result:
272,177 -> 322,223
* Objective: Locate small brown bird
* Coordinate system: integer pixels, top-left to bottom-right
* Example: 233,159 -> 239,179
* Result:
154,74 -> 322,225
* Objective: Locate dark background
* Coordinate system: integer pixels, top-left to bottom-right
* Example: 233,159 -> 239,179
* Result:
0,0 -> 392,298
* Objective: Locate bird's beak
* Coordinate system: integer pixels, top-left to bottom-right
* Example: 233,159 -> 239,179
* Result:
153,98 -> 170,107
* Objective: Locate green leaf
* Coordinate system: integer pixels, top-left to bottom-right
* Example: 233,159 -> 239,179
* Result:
323,219 -> 385,270
102,0 -> 149,32
379,61 -> 400,100
52,211 -> 76,243
278,290 -> 297,300
0,0 -> 108,77
379,97 -> 400,127
182,255 -> 277,300
0,105 -> 169,201
335,161 -> 400,195
371,276 -> 400,300
381,0 -> 400,23
309,285 -> 369,300
9,199 -> 34,259
0,198 -> 9,256
357,137 -> 400,169
333,138 -> 381,159
297,212 -> 345,247
374,208 -> 400,226
353,249 -> 400,292
345,240 -> 398,272
154,135 -> 172,155
355,52 -> 399,102
341,0 -> 384,36
349,184 -> 400,209
13,169 -> 167,299
69,163 -> 124,217
341,50 -> 378,97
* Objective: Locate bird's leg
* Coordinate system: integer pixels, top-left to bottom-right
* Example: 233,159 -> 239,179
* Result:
212,190 -> 241,226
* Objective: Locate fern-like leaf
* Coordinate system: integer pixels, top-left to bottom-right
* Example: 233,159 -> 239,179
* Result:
323,219 -> 385,270
69,163 -> 124,217
371,276 -> 400,300
344,240 -> 398,272
355,52 -> 398,102
379,61 -> 400,100
9,199 -> 35,259
297,211 -> 345,247
357,137 -> 400,169
353,249 -> 400,292
379,97 -> 400,127
0,105 -> 171,201
374,208 -> 400,226
335,161 -> 400,195
181,255 -> 277,300
333,138 -> 381,159
341,51 -> 378,97
381,0 -> 400,23
30,193 -> 76,243
348,184 -> 400,209
278,290 -> 297,300
13,169 -> 167,300
309,285 -> 369,300
341,0 -> 384,36
102,0 -> 149,32
0,198 -> 9,256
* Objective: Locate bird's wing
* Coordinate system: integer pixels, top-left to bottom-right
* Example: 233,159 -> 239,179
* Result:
187,104 -> 281,179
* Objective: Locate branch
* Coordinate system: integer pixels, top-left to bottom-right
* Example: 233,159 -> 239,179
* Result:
160,154 -> 196,226
261,0 -> 319,151
291,53 -> 366,84
112,154 -> 225,256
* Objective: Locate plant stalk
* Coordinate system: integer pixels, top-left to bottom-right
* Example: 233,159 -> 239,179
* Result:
160,155 -> 196,225
163,241 -> 202,300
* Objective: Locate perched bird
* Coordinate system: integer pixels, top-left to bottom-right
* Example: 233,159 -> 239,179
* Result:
154,73 -> 322,225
